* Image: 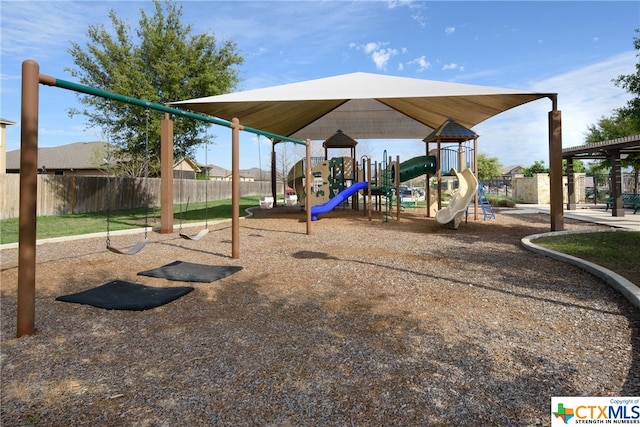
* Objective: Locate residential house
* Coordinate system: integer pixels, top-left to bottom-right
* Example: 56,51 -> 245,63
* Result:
200,164 -> 261,182
6,141 -> 201,178
1,118 -> 17,174
501,165 -> 525,178
6,141 -> 108,176
174,157 -> 201,179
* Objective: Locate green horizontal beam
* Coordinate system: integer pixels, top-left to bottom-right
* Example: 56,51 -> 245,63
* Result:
41,75 -> 306,146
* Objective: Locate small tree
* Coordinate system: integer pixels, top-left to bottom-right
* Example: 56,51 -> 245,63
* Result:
522,160 -> 548,177
562,159 -> 585,175
67,0 -> 244,176
476,153 -> 502,181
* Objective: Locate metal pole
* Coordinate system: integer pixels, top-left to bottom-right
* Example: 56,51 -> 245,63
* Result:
305,138 -> 312,235
367,157 -> 372,221
396,155 -> 401,221
17,60 -> 39,337
160,113 -> 174,233
231,118 -> 241,258
271,143 -> 277,203
473,137 -> 479,220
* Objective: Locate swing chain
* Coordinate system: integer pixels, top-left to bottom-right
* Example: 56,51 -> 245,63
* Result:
105,104 -> 113,249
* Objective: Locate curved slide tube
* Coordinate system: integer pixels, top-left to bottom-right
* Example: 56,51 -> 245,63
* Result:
398,155 -> 437,182
435,168 -> 478,229
310,181 -> 369,221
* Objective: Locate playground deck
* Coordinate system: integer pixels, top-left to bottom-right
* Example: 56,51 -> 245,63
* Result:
1,208 -> 638,425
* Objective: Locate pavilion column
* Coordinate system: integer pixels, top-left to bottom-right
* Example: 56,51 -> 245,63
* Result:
610,151 -> 624,217
548,102 -> 564,231
566,156 -> 576,211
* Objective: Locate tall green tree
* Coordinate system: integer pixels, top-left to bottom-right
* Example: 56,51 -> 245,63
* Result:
67,0 -> 243,176
476,153 -> 502,181
613,28 -> 640,130
584,28 -> 640,192
585,112 -> 638,143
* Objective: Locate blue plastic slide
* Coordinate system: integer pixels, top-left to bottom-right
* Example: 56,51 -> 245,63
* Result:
310,181 -> 369,221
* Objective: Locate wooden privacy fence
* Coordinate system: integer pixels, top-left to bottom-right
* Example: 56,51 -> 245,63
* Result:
0,174 -> 280,219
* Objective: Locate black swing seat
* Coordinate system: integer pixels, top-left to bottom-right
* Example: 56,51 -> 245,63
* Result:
179,228 -> 209,241
107,238 -> 148,255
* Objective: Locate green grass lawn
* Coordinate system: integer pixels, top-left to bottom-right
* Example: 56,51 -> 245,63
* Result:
0,196 -> 260,245
533,231 -> 640,284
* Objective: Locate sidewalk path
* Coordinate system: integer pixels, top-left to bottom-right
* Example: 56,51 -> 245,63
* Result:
510,203 -> 640,231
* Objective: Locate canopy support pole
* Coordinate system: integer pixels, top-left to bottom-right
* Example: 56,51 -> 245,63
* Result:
610,151 -> 624,217
548,96 -> 564,231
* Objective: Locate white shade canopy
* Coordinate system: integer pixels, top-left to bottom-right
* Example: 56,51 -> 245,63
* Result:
171,72 -> 554,140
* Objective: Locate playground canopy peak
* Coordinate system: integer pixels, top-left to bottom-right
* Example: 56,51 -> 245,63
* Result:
423,118 -> 478,143
171,72 -> 554,141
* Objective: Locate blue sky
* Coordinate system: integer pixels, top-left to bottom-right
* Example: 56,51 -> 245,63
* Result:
1,1 -> 638,171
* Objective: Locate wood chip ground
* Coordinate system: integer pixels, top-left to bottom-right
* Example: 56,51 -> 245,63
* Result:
1,207 -> 638,426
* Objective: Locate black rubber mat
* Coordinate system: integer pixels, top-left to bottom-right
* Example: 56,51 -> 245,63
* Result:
137,261 -> 243,283
56,280 -> 194,310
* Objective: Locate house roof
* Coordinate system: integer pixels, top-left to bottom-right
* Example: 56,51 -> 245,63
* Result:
501,165 -> 524,175
174,157 -> 202,173
172,71 -> 553,141
6,141 -> 107,170
1,118 -> 16,126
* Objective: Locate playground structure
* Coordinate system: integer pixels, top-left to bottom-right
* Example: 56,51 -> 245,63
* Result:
287,151 -> 439,219
286,121 -> 483,223
435,168 -> 479,229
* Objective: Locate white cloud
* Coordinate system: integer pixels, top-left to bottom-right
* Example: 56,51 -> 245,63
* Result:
363,42 -> 384,54
474,51 -> 635,167
0,1 -> 129,61
445,27 -> 456,36
387,0 -> 413,9
352,42 -> 399,70
407,56 -> 431,72
442,63 -> 465,72
372,48 -> 399,70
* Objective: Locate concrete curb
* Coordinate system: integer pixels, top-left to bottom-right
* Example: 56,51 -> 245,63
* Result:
521,228 -> 640,310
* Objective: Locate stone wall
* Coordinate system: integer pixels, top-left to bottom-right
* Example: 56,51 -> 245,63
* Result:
512,173 -> 586,204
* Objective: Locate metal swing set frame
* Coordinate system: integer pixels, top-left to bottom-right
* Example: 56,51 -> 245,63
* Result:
16,60 -> 313,337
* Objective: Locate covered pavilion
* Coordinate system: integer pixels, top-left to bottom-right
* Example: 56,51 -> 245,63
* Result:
173,72 -> 565,230
563,134 -> 640,216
